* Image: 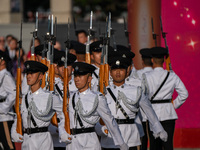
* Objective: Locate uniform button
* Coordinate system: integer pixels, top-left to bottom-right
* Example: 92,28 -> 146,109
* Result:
114,86 -> 116,89
117,116 -> 119,119
121,85 -> 124,88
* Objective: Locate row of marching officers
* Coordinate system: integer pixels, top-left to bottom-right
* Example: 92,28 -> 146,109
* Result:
0,40 -> 188,150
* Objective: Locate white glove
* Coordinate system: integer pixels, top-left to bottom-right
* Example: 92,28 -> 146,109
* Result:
159,130 -> 168,142
60,133 -> 72,144
120,143 -> 129,150
11,131 -> 23,143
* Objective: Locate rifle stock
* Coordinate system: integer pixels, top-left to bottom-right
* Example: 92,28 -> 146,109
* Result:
85,53 -> 91,64
41,58 -> 47,88
99,64 -> 105,94
16,68 -> 22,135
63,67 -> 71,136
16,20 -> 23,135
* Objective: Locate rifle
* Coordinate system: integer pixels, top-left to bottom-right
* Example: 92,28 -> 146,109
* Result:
85,11 -> 93,64
46,15 -> 51,90
99,42 -> 105,94
49,15 -> 58,127
16,20 -> 23,135
123,17 -> 131,49
41,42 -> 47,88
104,12 -> 111,88
63,18 -> 71,137
160,16 -> 172,71
99,13 -> 112,134
151,17 -> 157,47
30,12 -> 38,61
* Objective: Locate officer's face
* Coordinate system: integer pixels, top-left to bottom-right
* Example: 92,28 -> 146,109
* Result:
91,51 -> 101,66
110,68 -> 127,85
57,65 -> 64,78
26,72 -> 43,86
67,65 -> 73,77
74,74 -> 92,92
78,33 -> 87,44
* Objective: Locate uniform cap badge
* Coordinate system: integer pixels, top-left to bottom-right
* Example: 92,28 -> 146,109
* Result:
75,66 -> 79,71
116,60 -> 120,65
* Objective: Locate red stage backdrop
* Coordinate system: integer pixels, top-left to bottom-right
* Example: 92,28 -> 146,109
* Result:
128,0 -> 200,148
162,0 -> 200,148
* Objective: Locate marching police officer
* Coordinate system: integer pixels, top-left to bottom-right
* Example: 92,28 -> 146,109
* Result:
0,51 -> 16,150
60,62 -> 128,150
97,56 -> 167,150
142,47 -> 188,150
11,61 -> 66,150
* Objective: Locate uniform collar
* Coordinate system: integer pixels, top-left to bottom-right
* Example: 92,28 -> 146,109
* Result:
154,67 -> 164,71
29,87 -> 42,96
55,77 -> 62,84
77,88 -> 90,95
0,68 -> 7,75
144,66 -> 153,71
112,83 -> 126,89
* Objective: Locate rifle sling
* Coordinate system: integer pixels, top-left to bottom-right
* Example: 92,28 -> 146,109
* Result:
107,88 -> 129,119
150,72 -> 170,101
25,94 -> 38,128
93,72 -> 98,79
55,84 -> 63,98
72,93 -> 84,128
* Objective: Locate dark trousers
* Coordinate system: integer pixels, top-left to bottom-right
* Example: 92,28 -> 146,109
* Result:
102,147 -> 137,150
140,121 -> 148,150
54,147 -> 66,150
148,119 -> 175,150
0,121 -> 15,150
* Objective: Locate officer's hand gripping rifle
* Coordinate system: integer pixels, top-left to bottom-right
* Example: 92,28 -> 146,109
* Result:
30,12 -> 38,61
160,16 -> 172,71
63,19 -> 71,137
85,11 -> 93,64
16,20 -> 23,135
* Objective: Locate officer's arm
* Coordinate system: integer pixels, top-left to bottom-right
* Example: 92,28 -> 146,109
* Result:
173,74 -> 188,109
139,88 -> 165,135
51,94 -> 66,137
0,75 -> 16,114
96,94 -> 125,146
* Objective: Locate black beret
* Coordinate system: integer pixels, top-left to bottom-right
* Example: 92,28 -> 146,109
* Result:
72,62 -> 96,76
139,48 -> 152,58
90,40 -> 103,53
75,29 -> 88,36
24,61 -> 48,74
69,40 -> 86,54
108,56 -> 130,70
54,50 -> 76,66
0,50 -> 11,62
150,47 -> 168,58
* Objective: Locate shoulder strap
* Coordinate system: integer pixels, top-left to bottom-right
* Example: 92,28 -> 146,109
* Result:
107,88 -> 129,119
0,74 -> 6,87
93,71 -> 98,79
72,93 -> 84,128
55,84 -> 63,98
25,94 -> 38,127
150,72 -> 170,101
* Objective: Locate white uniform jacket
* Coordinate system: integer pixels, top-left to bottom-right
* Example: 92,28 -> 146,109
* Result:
67,88 -> 125,150
49,77 -> 66,148
0,69 -> 16,122
102,83 -> 165,148
91,64 -> 100,92
143,67 -> 189,121
12,88 -> 66,150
